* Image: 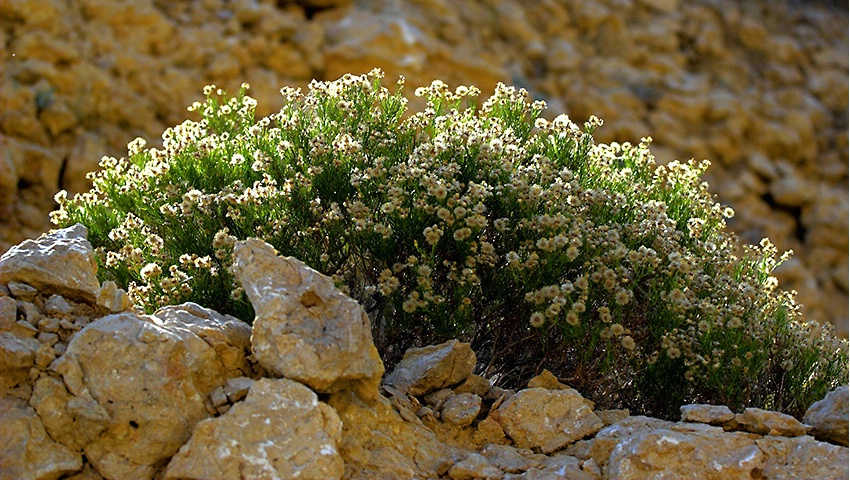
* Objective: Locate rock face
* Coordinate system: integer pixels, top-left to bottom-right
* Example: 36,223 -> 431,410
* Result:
0,227 -> 847,479
232,238 -> 384,402
164,378 -> 344,480
804,385 -> 849,446
383,339 -> 476,396
0,0 -> 847,337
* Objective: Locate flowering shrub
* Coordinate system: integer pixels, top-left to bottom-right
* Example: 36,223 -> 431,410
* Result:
52,70 -> 847,419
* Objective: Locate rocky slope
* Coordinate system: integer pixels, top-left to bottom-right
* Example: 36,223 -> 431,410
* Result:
0,0 -> 847,336
0,225 -> 847,479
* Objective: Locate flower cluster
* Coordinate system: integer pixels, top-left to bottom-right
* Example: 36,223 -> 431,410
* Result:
52,69 -> 847,419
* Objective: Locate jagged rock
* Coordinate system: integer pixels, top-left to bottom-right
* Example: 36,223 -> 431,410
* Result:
0,295 -> 15,330
757,434 -> 849,479
526,369 -> 569,390
29,376 -> 109,452
95,281 -> 132,313
163,378 -> 344,480
58,309 -> 249,479
224,376 -> 253,402
491,387 -> 603,454
448,452 -> 503,480
384,339 -> 476,396
803,385 -> 849,446
595,409 -> 630,427
232,238 -> 383,402
329,390 -> 455,479
441,393 -> 482,427
0,224 -> 100,304
0,330 -> 41,393
583,416 -> 677,466
603,421 -> 764,479
0,396 -> 82,480
733,407 -> 809,437
454,374 -> 491,397
680,403 -> 736,425
480,444 -> 546,473
152,302 -> 254,379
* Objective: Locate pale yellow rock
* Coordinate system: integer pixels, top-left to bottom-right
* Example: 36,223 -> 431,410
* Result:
448,452 -> 502,480
233,239 -> 384,401
64,311 -> 242,479
164,378 -> 344,480
384,339 -> 476,396
0,396 -> 82,480
29,375 -> 109,451
603,422 -> 763,479
734,407 -> 808,437
757,435 -> 848,480
329,390 -> 454,479
0,225 -> 100,304
803,386 -> 849,447
441,393 -> 482,428
491,388 -> 603,454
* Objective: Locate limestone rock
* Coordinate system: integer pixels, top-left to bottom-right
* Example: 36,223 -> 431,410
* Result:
0,224 -> 100,304
491,387 -> 603,454
603,422 -> 764,479
680,403 -> 736,425
163,378 -> 344,480
152,302 -> 254,379
0,330 -> 41,392
595,409 -> 630,426
526,369 -> 569,390
803,385 -> 849,446
29,376 -> 109,452
0,396 -> 82,480
329,390 -> 455,479
95,281 -> 132,313
757,434 -> 849,480
232,239 -> 383,401
383,339 -> 476,396
480,444 -> 546,473
584,416 -> 677,466
454,374 -> 492,397
223,376 -> 253,402
734,407 -> 808,437
441,393 -> 482,427
61,311 -> 242,479
448,453 -> 503,480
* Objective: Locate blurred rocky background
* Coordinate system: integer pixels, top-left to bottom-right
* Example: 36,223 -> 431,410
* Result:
0,0 -> 847,335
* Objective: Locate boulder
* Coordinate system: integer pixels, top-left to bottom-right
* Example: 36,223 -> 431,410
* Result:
803,385 -> 848,446
0,396 -> 82,480
232,238 -> 383,402
603,422 -> 764,479
328,390 -> 455,479
0,224 -> 100,304
491,387 -> 603,454
383,339 -> 476,396
757,434 -> 849,480
57,310 -> 249,479
163,378 -> 344,480
151,302 -> 254,379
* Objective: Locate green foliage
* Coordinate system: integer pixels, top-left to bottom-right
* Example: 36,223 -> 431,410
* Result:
52,70 -> 848,419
